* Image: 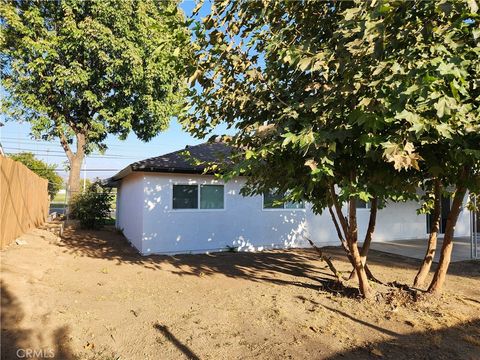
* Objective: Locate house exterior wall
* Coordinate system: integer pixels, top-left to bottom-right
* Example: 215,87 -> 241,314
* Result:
116,172 -> 144,252
139,173 -> 313,254
115,172 -> 472,255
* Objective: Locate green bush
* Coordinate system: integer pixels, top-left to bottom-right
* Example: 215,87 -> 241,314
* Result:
70,182 -> 113,229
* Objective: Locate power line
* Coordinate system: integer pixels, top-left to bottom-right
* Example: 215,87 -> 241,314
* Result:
1,139 -> 175,157
0,135 -> 182,148
26,168 -> 122,172
4,147 -> 140,159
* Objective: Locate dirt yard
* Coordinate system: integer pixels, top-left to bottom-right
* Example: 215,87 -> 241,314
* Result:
1,227 -> 479,360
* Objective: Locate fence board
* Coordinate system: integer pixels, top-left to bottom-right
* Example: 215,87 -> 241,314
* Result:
0,157 -> 49,249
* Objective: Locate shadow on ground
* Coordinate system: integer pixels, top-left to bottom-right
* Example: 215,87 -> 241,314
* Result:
58,228 -> 366,296
326,318 -> 480,360
0,281 -> 76,360
58,228 -> 479,282
154,324 -> 200,360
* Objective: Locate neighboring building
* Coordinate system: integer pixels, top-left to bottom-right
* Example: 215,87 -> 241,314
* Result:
105,142 -> 472,255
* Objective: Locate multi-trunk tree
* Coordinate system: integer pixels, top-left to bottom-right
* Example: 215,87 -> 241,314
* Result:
1,0 -> 190,197
182,0 -> 479,297
181,0 -> 418,298
339,0 -> 480,294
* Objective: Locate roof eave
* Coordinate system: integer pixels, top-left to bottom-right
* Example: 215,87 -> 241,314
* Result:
102,165 -> 133,187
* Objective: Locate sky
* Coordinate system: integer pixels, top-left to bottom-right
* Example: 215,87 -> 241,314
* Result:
0,0 -> 217,181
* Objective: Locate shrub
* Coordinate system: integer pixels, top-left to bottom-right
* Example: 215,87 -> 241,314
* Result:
70,182 -> 113,229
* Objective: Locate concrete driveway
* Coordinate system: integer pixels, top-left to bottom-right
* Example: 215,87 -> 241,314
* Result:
371,237 -> 477,263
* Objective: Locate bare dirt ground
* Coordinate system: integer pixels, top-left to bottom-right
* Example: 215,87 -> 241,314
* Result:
1,227 -> 479,360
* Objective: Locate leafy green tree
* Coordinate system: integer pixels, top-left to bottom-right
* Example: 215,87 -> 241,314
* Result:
182,0 -> 479,297
9,152 -> 63,200
1,0 -> 190,197
181,0 -> 410,298
337,0 -> 480,294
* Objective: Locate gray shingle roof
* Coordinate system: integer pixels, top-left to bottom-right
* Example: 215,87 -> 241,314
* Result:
105,142 -> 233,185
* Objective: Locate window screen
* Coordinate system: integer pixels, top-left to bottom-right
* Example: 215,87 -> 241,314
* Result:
200,185 -> 224,209
285,201 -> 305,209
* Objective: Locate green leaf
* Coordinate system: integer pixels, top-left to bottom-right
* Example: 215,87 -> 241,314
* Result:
298,57 -> 313,71
245,150 -> 255,160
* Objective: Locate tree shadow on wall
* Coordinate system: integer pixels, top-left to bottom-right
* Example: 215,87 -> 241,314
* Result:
0,281 -> 76,360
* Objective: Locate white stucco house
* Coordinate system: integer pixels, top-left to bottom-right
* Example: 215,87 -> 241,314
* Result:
105,142 -> 473,255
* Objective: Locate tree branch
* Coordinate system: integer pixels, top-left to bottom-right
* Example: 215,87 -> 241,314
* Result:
329,183 -> 349,237
57,127 -> 73,161
304,236 -> 342,282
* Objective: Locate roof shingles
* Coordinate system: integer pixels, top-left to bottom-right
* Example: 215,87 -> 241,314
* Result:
105,142 -> 232,185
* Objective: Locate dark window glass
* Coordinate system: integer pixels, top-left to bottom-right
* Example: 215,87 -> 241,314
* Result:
264,191 -> 304,209
356,199 -> 369,209
263,191 -> 284,209
173,185 -> 198,209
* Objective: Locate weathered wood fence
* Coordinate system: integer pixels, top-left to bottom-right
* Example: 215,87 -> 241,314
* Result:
0,157 -> 49,249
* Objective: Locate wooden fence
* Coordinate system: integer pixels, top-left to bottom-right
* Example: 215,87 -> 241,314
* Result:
0,156 -> 49,249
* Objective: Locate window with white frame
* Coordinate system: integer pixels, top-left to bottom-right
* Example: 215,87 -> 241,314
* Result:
172,184 -> 224,210
173,185 -> 198,209
263,190 -> 305,209
200,185 -> 224,209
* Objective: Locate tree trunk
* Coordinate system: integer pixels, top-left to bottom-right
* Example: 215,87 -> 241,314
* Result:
349,197 -> 378,281
68,154 -> 84,197
328,205 -> 356,267
427,185 -> 467,295
329,184 -> 373,298
413,179 -> 441,288
347,197 -> 373,298
58,131 -> 86,206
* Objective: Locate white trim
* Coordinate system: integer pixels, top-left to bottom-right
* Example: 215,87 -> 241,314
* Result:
262,208 -> 307,212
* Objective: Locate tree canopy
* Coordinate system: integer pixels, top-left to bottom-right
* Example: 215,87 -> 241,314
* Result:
181,0 -> 479,296
1,0 -> 190,194
9,152 -> 63,199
